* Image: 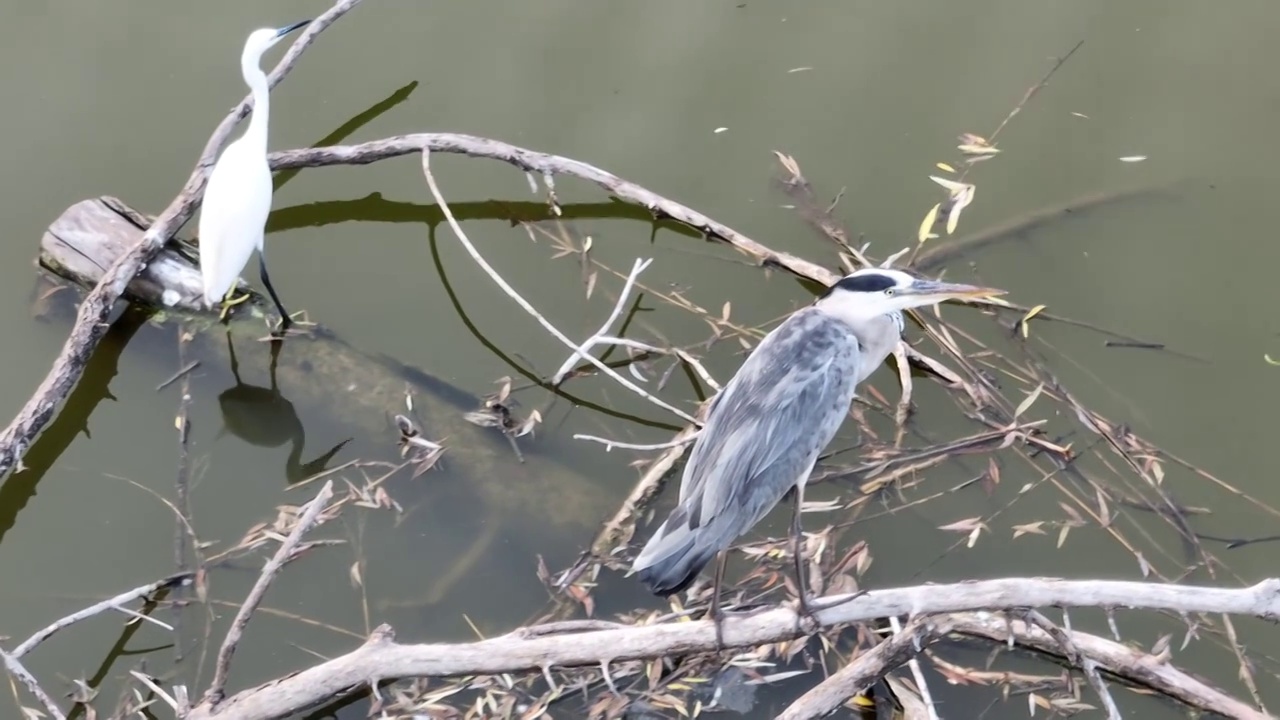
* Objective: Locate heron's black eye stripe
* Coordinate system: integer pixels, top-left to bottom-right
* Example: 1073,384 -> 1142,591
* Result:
821,273 -> 899,297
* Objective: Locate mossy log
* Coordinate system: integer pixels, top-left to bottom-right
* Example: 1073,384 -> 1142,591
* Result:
38,196 -> 617,533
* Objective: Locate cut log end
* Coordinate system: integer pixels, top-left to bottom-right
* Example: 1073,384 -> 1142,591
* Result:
38,196 -> 265,317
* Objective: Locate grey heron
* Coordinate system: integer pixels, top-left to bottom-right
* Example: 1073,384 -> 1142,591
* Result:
630,267 -> 1005,633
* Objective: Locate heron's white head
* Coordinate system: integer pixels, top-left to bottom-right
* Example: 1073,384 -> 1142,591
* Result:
243,20 -> 311,63
815,268 -> 1005,326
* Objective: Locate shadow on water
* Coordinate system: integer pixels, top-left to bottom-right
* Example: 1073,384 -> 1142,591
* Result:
216,333 -> 352,485
0,304 -> 152,545
271,79 -> 422,194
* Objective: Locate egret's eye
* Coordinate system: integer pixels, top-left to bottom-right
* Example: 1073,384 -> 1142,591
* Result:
884,288 -> 896,297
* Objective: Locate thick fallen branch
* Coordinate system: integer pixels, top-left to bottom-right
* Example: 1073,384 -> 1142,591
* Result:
183,577 -> 1280,719
0,0 -> 364,481
778,615 -> 950,720
948,612 -> 1271,720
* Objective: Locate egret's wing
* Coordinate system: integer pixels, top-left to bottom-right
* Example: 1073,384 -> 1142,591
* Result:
197,140 -> 273,306
682,309 -> 861,527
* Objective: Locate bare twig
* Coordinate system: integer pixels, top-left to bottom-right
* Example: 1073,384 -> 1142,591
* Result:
202,480 -> 335,709
0,0 -> 364,480
552,257 -> 654,385
557,423 -> 700,590
0,647 -> 64,720
420,149 -> 698,424
11,574 -> 190,658
888,615 -> 940,720
779,615 -> 949,720
572,433 -> 699,453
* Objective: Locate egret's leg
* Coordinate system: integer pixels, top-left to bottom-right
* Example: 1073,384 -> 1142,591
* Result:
790,482 -> 820,632
258,254 -> 292,334
706,551 -> 728,651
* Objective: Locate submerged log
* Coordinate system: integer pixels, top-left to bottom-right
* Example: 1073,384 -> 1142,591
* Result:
37,197 -> 617,538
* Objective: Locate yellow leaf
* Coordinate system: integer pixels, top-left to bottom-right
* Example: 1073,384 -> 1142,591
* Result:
917,203 -> 941,243
936,162 -> 956,173
1020,304 -> 1046,338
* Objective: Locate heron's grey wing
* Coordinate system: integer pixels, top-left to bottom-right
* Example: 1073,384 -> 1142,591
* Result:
683,311 -> 862,530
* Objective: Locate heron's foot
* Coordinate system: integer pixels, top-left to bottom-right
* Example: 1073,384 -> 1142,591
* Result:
217,291 -> 252,323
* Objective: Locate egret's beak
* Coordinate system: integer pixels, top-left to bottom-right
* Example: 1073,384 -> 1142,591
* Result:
901,279 -> 1006,303
276,20 -> 311,38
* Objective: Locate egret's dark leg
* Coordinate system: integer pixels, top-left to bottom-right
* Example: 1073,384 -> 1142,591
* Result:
258,254 -> 292,335
706,551 -> 728,651
790,481 -> 820,631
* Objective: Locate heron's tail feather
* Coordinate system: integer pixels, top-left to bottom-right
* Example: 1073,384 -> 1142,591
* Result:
631,510 -> 721,597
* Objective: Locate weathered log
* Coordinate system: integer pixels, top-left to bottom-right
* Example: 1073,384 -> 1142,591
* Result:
37,197 -> 617,538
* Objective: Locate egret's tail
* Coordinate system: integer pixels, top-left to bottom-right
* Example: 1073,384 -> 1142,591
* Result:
631,508 -> 723,597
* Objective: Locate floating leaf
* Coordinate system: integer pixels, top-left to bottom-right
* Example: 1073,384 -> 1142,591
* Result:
959,143 -> 1002,156
917,203 -> 941,243
1020,304 -> 1046,338
930,175 -> 971,194
1071,111 -> 1090,119
1119,155 -> 1148,163
939,517 -> 985,533
936,162 -> 957,173
1012,521 -> 1046,538
1014,382 -> 1045,418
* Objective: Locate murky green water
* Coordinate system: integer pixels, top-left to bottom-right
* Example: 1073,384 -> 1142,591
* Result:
2,1 -> 1279,718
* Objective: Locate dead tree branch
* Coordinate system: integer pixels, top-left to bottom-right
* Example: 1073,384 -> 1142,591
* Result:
420,149 -> 699,424
0,646 -> 64,720
183,577 -> 1280,719
202,480 -> 335,709
271,134 -> 839,284
11,573 -> 190,658
948,611 -> 1271,720
779,615 -> 952,720
0,0 -> 363,481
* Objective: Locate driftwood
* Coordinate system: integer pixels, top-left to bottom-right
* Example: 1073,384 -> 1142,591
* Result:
36,196 -> 616,534
178,577 -> 1280,719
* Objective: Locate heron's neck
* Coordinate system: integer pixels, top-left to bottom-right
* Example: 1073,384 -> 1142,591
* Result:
240,50 -> 271,154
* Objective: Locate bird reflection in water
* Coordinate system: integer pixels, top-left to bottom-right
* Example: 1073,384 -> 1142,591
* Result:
217,333 -> 351,484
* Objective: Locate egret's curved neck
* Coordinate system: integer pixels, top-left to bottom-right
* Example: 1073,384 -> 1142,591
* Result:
240,45 -> 272,154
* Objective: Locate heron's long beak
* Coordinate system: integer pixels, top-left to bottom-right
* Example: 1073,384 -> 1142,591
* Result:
276,20 -> 311,38
902,279 -> 1006,302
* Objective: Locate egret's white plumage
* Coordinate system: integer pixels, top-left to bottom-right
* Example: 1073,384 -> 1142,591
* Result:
198,22 -> 309,330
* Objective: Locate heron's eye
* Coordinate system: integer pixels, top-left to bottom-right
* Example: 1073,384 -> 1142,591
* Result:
883,288 -> 896,297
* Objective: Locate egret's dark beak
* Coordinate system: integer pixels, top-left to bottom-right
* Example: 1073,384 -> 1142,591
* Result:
902,279 -> 1006,302
276,20 -> 311,38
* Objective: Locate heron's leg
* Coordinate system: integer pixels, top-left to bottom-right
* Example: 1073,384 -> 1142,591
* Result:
790,482 -> 820,632
706,551 -> 728,652
258,254 -> 293,335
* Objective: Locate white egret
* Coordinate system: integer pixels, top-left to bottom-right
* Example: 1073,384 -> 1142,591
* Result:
198,20 -> 311,335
